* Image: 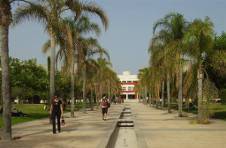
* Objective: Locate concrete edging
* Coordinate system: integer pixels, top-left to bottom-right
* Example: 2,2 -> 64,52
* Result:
96,105 -> 123,148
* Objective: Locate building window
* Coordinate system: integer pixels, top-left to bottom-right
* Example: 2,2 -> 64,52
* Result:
128,86 -> 133,91
122,87 -> 126,91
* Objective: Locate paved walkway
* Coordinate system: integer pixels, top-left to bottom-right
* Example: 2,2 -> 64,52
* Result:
0,104 -> 123,148
1,102 -> 226,148
129,102 -> 226,148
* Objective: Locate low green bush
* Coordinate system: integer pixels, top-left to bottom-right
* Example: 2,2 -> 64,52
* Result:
219,89 -> 226,103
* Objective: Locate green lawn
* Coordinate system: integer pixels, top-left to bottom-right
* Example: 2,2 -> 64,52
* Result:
0,104 -> 48,128
209,104 -> 226,120
181,103 -> 226,120
0,102 -> 98,128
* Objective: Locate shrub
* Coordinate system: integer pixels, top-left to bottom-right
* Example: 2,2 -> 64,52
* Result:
219,89 -> 226,103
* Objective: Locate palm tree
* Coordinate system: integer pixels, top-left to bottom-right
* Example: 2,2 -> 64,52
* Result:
138,68 -> 150,103
0,1 -> 12,140
85,59 -> 99,110
14,0 -> 67,107
148,67 -> 156,105
14,0 -> 108,108
43,15 -> 106,116
102,66 -> 117,98
153,12 -> 187,116
149,38 -> 166,108
59,10 -> 108,116
99,67 -> 120,103
106,69 -> 120,100
96,55 -> 111,101
85,57 -> 120,109
58,16 -> 108,115
183,17 -> 214,123
0,0 -> 36,141
149,25 -> 173,111
15,0 -> 108,117
0,0 -> 108,140
78,39 -> 109,111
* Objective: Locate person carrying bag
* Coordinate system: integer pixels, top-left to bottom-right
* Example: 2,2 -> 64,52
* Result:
50,96 -> 63,134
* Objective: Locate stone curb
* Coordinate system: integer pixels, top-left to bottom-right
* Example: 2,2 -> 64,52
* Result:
96,105 -> 123,148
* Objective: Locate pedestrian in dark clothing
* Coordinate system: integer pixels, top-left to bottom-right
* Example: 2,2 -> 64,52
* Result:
50,96 -> 63,134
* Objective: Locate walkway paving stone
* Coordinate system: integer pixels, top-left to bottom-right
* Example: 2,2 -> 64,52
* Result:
0,104 -> 123,148
129,102 -> 226,148
1,102 -> 226,148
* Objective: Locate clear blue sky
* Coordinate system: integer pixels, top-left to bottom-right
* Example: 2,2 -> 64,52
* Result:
9,0 -> 226,74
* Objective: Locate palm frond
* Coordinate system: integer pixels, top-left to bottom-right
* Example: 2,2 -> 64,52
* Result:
42,40 -> 51,53
81,1 -> 109,30
65,0 -> 82,21
13,3 -> 48,26
77,16 -> 101,36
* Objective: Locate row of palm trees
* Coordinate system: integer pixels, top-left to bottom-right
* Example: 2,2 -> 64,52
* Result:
0,0 -> 120,141
137,12 -> 220,124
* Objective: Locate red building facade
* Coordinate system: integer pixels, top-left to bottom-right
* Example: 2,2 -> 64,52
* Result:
118,71 -> 138,100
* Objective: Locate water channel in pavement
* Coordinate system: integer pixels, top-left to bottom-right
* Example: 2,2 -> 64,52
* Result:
114,107 -> 138,148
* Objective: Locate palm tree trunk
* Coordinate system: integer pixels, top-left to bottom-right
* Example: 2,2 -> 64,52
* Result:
49,32 -> 56,104
107,80 -> 110,99
100,83 -> 103,99
94,84 -> 99,109
144,86 -> 147,103
90,86 -> 94,110
178,63 -> 183,117
161,81 -> 165,108
167,73 -> 171,113
0,24 -> 12,140
156,83 -> 160,108
197,66 -> 205,123
94,83 -> 97,103
70,56 -> 75,117
47,56 -> 50,105
98,64 -> 102,100
149,89 -> 152,106
82,64 -> 86,112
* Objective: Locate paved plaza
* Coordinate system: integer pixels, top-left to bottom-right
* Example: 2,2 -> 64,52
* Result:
0,104 -> 123,148
1,102 -> 226,148
132,102 -> 226,148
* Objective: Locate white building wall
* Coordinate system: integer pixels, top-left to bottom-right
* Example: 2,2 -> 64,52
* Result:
118,71 -> 138,100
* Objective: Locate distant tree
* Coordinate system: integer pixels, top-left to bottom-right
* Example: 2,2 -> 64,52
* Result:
206,32 -> 226,103
183,17 -> 215,123
152,12 -> 188,115
9,58 -> 48,103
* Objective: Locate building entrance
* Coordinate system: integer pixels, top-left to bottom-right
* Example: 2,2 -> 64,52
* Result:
128,94 -> 135,99
120,94 -> 126,100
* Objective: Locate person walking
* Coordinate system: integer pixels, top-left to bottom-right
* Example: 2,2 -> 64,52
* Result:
100,96 -> 109,120
50,96 -> 63,134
